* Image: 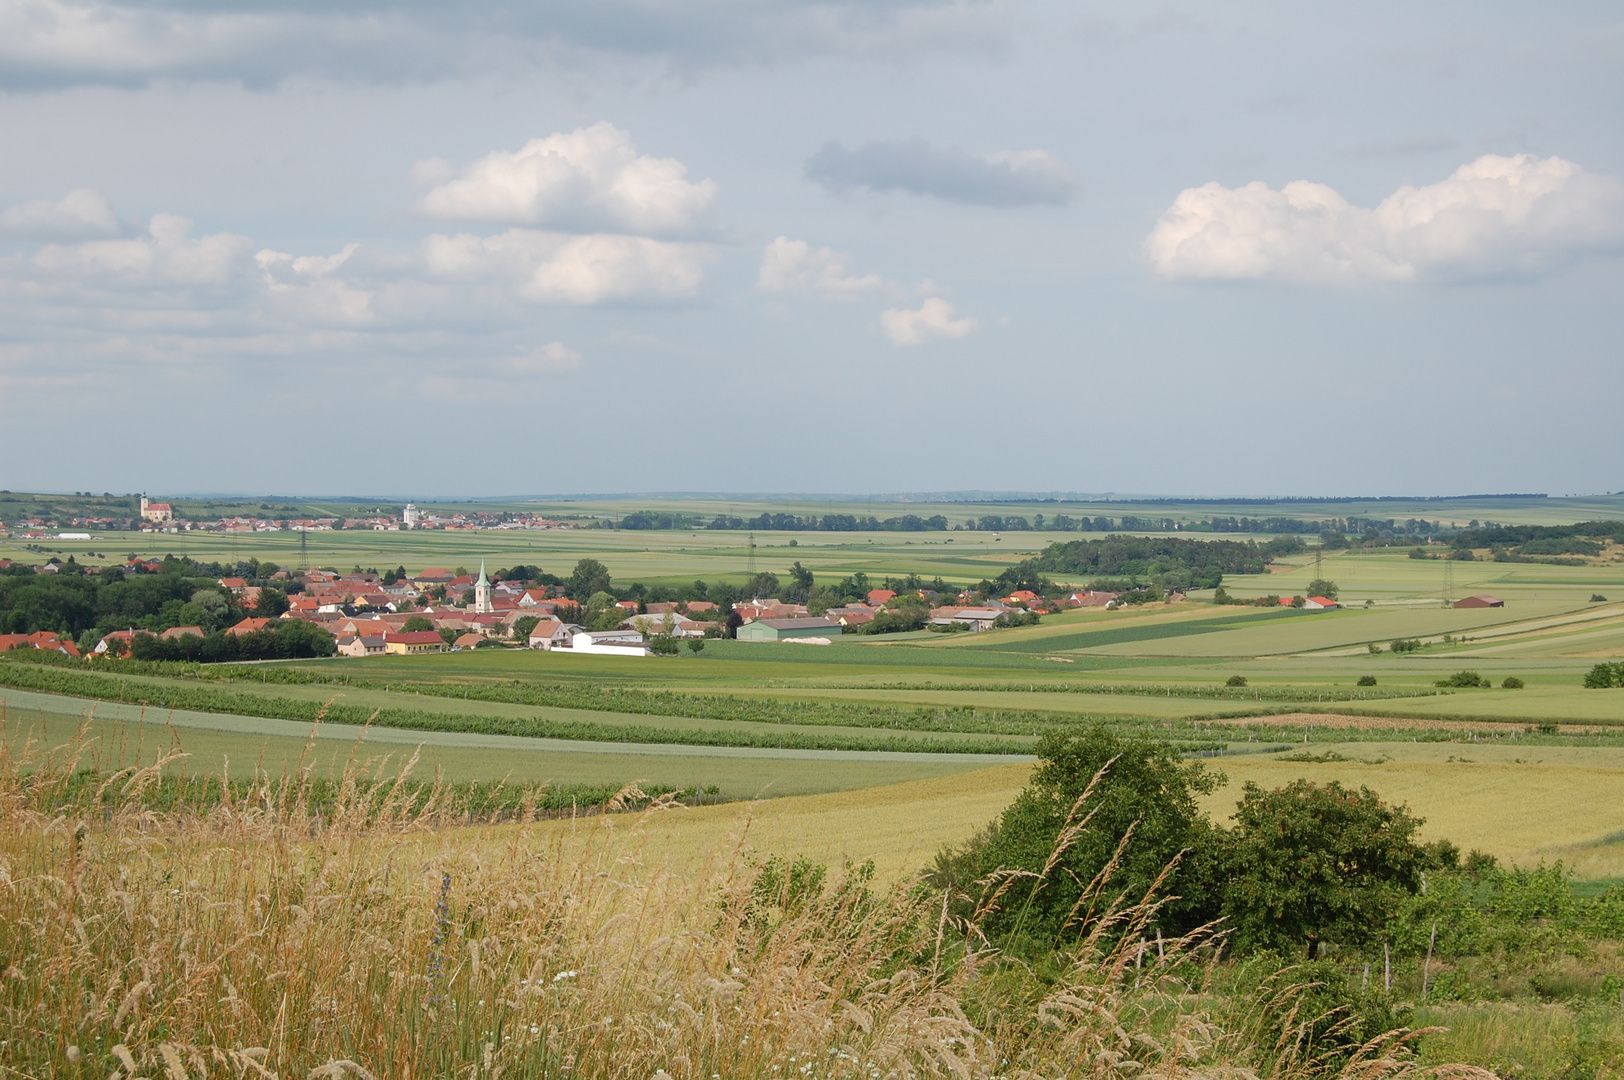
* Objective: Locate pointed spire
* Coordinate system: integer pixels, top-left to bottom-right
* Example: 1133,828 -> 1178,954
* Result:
476,560 -> 489,586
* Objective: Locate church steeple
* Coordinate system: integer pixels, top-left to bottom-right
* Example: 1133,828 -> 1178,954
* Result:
473,560 -> 492,614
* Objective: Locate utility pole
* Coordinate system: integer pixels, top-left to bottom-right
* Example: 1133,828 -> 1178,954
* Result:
1443,557 -> 1454,607
747,530 -> 757,596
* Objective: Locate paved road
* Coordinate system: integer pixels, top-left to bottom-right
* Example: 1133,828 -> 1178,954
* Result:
0,687 -> 1034,765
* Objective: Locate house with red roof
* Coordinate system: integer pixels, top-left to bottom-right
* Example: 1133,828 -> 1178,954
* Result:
384,630 -> 445,655
1303,596 -> 1340,611
866,589 -> 896,607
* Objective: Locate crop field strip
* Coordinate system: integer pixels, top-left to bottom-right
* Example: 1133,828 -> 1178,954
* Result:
0,703 -> 1012,797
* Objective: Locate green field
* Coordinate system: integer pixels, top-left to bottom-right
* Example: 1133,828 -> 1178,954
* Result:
8,497 -> 1624,884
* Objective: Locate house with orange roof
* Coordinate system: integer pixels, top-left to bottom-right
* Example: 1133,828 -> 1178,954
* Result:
451,633 -> 483,651
866,589 -> 896,607
93,630 -> 138,655
225,617 -> 272,636
160,626 -> 204,641
1302,596 -> 1339,611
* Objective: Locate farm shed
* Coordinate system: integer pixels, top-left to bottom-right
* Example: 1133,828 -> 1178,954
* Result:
736,617 -> 844,642
1453,594 -> 1504,609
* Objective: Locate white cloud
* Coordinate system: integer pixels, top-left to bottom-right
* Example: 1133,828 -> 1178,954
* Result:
507,342 -> 582,373
422,228 -> 711,304
32,213 -> 252,286
0,188 -> 120,238
756,236 -> 882,297
1146,154 -> 1624,284
880,297 -> 976,345
415,123 -> 716,235
255,243 -> 374,325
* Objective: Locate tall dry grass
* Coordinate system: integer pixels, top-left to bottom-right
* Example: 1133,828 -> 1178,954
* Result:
0,721 -> 1493,1080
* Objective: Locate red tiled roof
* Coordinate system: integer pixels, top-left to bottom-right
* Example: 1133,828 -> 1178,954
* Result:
385,631 -> 443,645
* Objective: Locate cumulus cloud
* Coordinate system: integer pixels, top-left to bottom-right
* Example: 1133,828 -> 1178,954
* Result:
806,138 -> 1078,206
880,297 -> 976,345
416,124 -> 715,235
32,213 -> 252,287
422,229 -> 711,305
0,189 -> 121,238
0,0 -> 1003,88
1146,154 -> 1624,284
756,236 -> 883,297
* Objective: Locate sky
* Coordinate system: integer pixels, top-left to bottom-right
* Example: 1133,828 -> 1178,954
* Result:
1,0 -> 1621,499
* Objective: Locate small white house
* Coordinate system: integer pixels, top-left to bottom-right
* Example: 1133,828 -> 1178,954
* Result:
526,619 -> 574,649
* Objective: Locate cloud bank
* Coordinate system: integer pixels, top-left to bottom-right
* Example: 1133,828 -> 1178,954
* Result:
1146,154 -> 1624,284
0,0 -> 1002,88
880,297 -> 976,345
806,137 -> 1077,206
416,124 -> 715,236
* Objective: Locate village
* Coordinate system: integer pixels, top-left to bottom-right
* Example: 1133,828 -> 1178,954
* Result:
0,554 -> 1142,661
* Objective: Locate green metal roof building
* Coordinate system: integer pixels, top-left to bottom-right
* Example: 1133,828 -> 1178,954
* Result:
735,617 -> 843,641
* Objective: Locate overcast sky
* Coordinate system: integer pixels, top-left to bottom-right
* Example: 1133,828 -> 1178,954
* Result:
2,0 -> 1621,499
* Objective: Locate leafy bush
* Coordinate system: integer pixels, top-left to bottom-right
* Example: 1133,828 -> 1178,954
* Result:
1356,675 -> 1378,686
1226,675 -> 1248,687
1223,780 -> 1426,957
1436,670 -> 1491,688
1501,676 -> 1525,689
1390,638 -> 1423,653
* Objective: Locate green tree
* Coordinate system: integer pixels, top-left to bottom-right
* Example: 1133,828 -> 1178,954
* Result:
511,615 -> 541,640
1223,780 -> 1426,957
567,558 -> 612,600
687,638 -> 705,654
584,591 -> 626,631
785,561 -> 815,603
1305,578 -> 1338,600
402,615 -> 434,632
253,588 -> 290,618
931,726 -> 1224,945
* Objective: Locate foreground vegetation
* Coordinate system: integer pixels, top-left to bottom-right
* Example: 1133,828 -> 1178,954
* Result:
0,729 -> 1515,1080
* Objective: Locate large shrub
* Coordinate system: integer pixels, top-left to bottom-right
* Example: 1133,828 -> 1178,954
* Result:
1222,780 -> 1426,958
930,726 -> 1225,947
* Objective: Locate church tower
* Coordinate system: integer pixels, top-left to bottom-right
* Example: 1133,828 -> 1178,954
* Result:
473,560 -> 493,614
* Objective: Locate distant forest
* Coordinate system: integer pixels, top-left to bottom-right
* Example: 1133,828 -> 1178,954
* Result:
994,535 -> 1285,594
